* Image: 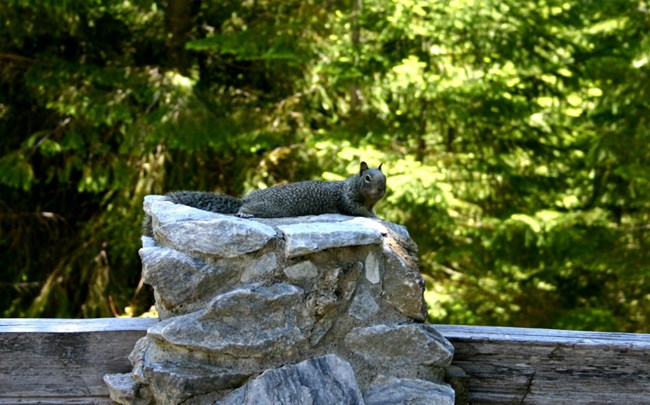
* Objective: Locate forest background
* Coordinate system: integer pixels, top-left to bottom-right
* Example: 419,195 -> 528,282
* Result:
1,0 -> 648,333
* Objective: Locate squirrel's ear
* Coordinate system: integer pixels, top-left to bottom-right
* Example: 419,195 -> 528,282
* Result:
378,163 -> 384,171
360,161 -> 369,175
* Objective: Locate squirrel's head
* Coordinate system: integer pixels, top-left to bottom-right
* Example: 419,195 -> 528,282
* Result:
358,161 -> 386,204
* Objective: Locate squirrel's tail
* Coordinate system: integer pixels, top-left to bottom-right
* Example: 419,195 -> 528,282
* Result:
166,191 -> 243,214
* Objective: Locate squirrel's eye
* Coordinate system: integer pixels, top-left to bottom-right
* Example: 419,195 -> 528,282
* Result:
364,174 -> 371,182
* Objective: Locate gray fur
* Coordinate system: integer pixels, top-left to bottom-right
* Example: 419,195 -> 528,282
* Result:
166,191 -> 242,214
160,162 -> 386,220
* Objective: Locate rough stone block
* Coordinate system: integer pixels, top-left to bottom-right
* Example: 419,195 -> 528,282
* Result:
381,248 -> 428,321
147,283 -> 311,358
217,355 -> 365,405
103,373 -> 150,405
344,323 -> 454,367
149,200 -> 276,258
144,362 -> 248,405
348,287 -> 380,321
139,246 -> 218,314
283,260 -> 319,280
140,247 -> 279,318
365,376 -> 455,405
238,252 -> 279,283
279,220 -> 383,258
146,198 -> 217,223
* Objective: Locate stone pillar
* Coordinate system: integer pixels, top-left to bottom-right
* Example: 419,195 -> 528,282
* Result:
105,195 -> 456,405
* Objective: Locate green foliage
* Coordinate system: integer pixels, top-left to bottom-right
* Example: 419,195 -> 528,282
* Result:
0,0 -> 648,332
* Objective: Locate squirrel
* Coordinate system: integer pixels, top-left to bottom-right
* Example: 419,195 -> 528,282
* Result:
165,161 -> 386,219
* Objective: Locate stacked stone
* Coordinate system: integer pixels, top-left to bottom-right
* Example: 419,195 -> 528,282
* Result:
104,195 -> 456,405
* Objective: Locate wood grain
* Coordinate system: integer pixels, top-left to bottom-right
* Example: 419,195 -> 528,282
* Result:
1,319 -> 648,404
437,324 -> 650,404
0,318 -> 156,405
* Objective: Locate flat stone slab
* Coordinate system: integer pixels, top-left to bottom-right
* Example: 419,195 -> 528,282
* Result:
344,323 -> 454,367
145,196 -> 218,222
144,361 -> 248,405
217,355 -> 365,405
147,283 -> 311,357
278,220 -> 383,258
149,200 -> 277,258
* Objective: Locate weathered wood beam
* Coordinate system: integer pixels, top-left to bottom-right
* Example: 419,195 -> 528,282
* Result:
436,324 -> 650,404
1,319 -> 648,404
0,318 -> 156,405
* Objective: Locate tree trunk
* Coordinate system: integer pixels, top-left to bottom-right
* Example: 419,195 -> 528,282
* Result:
166,0 -> 195,74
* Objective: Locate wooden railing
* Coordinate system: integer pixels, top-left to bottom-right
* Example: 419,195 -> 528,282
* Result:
1,318 -> 648,404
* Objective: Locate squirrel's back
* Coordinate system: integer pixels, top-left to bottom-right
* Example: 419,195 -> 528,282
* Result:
238,162 -> 386,218
240,180 -> 344,218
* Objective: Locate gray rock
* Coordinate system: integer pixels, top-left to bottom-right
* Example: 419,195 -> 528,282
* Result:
308,263 -> 363,345
141,236 -> 156,248
103,373 -> 151,405
346,216 -> 391,235
128,337 -> 150,384
239,252 -> 279,283
150,200 -> 277,258
381,248 -> 427,321
147,283 -> 311,358
348,287 -> 379,321
157,219 -> 276,258
143,194 -> 168,213
255,213 -> 367,228
364,250 -> 382,284
283,260 -> 319,280
129,335 -> 250,405
344,323 -> 454,367
140,247 -> 279,318
376,219 -> 413,244
144,362 -> 248,405
139,246 -> 214,315
279,221 -> 383,258
305,289 -> 339,318
146,199 -> 220,223
365,376 -> 455,405
217,355 -> 365,405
